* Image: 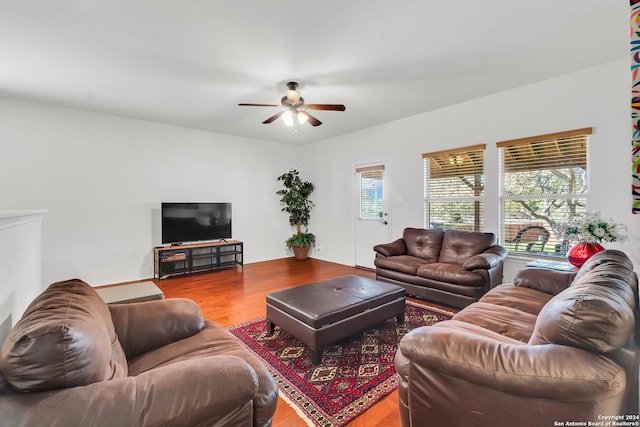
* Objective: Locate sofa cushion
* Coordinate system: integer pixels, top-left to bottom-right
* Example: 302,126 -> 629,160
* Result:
416,263 -> 485,287
128,320 -> 279,427
452,301 -> 539,342
375,255 -> 431,275
529,252 -> 637,353
403,228 -> 444,262
571,248 -> 635,286
479,283 -> 554,316
109,298 -> 205,360
0,279 -> 127,392
514,267 -> 576,296
439,229 -> 495,264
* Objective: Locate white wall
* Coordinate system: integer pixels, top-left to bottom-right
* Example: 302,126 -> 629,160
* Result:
0,97 -> 300,286
1,58 -> 636,290
304,59 -> 638,281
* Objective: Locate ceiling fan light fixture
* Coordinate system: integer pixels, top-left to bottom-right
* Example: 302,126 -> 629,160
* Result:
286,90 -> 301,105
282,110 -> 308,127
238,81 -> 343,129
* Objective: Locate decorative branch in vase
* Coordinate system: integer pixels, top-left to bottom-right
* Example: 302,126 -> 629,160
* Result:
560,211 -> 627,267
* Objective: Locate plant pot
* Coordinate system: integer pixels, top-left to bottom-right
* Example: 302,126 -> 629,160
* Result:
292,244 -> 310,261
566,242 -> 605,268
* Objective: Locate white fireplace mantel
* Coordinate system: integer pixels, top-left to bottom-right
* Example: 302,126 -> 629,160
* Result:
0,210 -> 47,229
0,210 -> 47,342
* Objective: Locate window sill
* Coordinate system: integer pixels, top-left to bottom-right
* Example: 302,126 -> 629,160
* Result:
506,253 -> 567,262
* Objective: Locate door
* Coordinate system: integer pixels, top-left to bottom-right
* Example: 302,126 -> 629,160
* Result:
354,162 -> 390,269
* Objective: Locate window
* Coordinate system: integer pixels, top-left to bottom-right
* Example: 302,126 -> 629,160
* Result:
423,144 -> 485,231
497,127 -> 591,257
357,165 -> 384,220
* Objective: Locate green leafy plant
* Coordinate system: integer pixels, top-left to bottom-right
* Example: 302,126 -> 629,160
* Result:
277,169 -> 315,249
285,232 -> 316,249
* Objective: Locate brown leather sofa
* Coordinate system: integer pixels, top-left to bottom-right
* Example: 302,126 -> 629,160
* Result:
395,249 -> 639,427
0,279 -> 278,427
374,228 -> 507,308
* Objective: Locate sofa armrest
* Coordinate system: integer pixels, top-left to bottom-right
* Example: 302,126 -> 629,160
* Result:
513,267 -> 577,296
462,245 -> 507,270
0,355 -> 258,427
373,238 -> 407,257
134,355 -> 258,426
398,320 -> 626,401
109,298 -> 205,359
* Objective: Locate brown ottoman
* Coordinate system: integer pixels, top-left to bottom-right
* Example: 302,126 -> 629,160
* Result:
266,275 -> 406,365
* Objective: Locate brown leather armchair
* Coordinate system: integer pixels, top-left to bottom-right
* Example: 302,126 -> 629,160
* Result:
374,228 -> 507,308
0,279 -> 278,427
395,250 -> 639,427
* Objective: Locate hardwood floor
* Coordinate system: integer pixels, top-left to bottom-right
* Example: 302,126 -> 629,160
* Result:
154,257 -> 402,427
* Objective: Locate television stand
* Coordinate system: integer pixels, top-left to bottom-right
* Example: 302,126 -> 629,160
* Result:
154,240 -> 243,280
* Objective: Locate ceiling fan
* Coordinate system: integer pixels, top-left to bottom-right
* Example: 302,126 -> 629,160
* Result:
238,81 -> 346,129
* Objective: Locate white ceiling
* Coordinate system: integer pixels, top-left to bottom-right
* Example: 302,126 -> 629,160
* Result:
0,1 -> 629,145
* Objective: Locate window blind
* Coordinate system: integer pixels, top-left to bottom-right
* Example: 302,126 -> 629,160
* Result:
423,144 -> 485,231
497,128 -> 591,256
358,165 -> 384,220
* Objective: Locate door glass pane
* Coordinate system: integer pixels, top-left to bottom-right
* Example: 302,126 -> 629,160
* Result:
360,170 -> 383,219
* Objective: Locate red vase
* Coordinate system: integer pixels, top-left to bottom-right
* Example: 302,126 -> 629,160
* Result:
566,243 -> 605,268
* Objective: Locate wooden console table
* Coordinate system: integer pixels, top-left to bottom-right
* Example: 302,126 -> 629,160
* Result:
154,240 -> 243,279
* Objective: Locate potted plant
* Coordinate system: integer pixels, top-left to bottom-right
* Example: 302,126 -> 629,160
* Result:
560,211 -> 627,267
277,169 -> 316,260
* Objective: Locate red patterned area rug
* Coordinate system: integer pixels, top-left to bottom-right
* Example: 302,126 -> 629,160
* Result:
228,300 -> 454,427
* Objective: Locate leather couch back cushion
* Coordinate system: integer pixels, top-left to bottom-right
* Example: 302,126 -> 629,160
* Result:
572,248 -> 635,284
0,279 -> 128,392
403,228 -> 444,262
514,268 -> 576,296
529,258 -> 637,353
439,230 -> 495,264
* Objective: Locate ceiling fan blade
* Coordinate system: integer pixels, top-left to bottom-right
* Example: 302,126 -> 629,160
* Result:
299,111 -> 322,127
238,103 -> 280,107
262,110 -> 286,124
303,104 -> 346,111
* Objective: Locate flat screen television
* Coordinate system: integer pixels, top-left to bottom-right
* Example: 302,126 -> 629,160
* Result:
161,202 -> 232,244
